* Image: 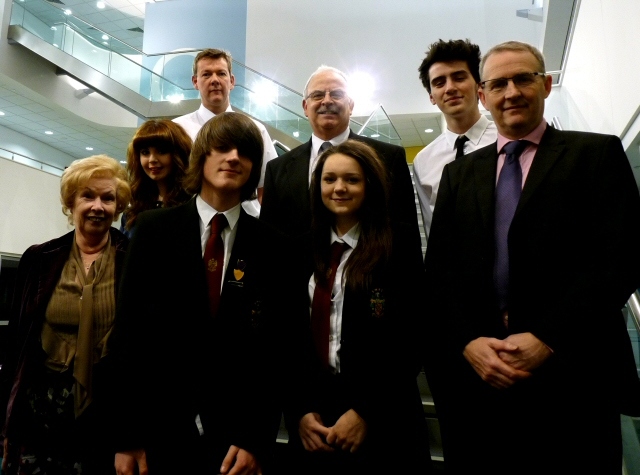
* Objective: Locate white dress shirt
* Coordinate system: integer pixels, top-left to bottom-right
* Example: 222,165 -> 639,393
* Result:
413,115 -> 497,240
308,128 -> 351,185
308,224 -> 360,373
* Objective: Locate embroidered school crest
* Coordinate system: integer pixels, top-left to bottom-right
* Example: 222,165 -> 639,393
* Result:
370,288 -> 385,319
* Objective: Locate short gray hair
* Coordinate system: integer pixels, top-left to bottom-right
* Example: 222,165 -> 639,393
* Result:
480,41 -> 546,80
303,65 -> 349,98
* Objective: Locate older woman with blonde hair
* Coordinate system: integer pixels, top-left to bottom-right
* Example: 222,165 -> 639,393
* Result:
1,154 -> 130,475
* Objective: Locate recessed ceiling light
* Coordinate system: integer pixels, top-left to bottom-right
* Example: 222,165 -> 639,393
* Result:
293,131 -> 299,138
371,133 -> 380,138
51,26 -> 57,31
425,128 -> 434,133
97,1 -> 105,8
53,43 -> 59,47
120,160 -> 127,164
0,111 -> 5,116
64,9 -> 72,15
102,42 -> 108,45
102,34 -> 109,40
86,147 -> 94,151
45,131 -> 53,135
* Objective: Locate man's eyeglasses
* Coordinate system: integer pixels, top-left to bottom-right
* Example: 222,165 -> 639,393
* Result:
305,89 -> 348,102
480,72 -> 546,94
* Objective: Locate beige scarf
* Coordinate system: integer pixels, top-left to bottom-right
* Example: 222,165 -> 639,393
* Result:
42,233 -> 116,417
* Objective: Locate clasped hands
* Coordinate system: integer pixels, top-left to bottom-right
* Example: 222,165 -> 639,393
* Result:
299,409 -> 367,454
463,332 -> 552,389
115,444 -> 261,475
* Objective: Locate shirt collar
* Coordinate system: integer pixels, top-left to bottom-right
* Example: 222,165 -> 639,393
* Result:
444,114 -> 492,149
197,102 -> 234,123
195,194 -> 242,231
311,127 -> 351,154
330,223 -> 360,249
497,119 -> 547,154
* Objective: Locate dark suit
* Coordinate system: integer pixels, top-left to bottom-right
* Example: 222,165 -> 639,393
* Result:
284,223 -> 432,475
260,131 -> 419,238
424,125 -> 640,474
108,198 -> 291,474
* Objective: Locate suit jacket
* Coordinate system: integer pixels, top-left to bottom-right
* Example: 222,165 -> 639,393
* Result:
424,125 -> 640,472
1,228 -> 128,441
108,198 -> 291,474
285,222 -> 431,473
260,131 -> 419,239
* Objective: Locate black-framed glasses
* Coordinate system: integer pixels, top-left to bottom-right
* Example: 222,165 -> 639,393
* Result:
305,89 -> 348,102
480,72 -> 546,93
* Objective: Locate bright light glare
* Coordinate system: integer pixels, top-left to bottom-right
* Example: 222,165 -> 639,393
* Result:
97,1 -> 105,8
252,81 -> 278,106
425,128 -> 434,133
64,9 -> 72,15
167,94 -> 184,104
45,131 -> 53,135
348,72 -> 374,104
86,147 -> 94,150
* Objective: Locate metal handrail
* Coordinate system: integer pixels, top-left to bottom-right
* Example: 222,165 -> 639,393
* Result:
628,291 -> 640,333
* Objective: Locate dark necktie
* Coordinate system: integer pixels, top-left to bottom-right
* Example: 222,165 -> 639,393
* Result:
494,140 -> 528,312
454,135 -> 469,160
318,141 -> 332,155
204,213 -> 228,318
310,241 -> 347,370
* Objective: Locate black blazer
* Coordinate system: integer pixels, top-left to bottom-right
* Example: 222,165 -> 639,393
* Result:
108,198 -> 291,474
260,131 -> 419,239
286,222 -> 431,472
424,126 -> 640,470
425,127 -> 640,473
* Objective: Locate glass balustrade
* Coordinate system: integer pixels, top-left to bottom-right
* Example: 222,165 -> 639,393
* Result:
9,0 -> 401,147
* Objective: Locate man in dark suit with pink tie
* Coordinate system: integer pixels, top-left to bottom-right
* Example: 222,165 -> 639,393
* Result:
425,40 -> 640,474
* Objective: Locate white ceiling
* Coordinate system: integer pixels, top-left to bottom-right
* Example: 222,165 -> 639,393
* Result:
0,0 -> 542,167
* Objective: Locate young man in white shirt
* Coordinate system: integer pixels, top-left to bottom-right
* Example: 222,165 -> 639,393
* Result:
413,39 -> 497,240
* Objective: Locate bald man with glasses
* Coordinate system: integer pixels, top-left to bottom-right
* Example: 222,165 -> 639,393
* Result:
424,40 -> 640,474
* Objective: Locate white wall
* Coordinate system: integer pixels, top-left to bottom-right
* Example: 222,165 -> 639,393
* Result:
245,0 -> 541,117
545,0 -> 640,139
0,158 -> 70,256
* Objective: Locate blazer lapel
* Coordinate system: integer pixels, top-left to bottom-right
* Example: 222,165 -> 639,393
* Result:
516,126 -> 566,215
473,147 -> 498,232
224,210 -> 254,288
285,140 -> 313,208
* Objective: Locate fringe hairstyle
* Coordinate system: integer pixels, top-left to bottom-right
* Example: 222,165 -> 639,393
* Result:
124,120 -> 192,230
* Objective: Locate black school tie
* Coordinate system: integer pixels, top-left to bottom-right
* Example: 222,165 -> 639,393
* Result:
454,135 -> 469,159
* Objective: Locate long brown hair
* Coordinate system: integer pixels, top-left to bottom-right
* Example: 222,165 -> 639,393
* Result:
310,140 -> 392,291
125,120 -> 192,230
